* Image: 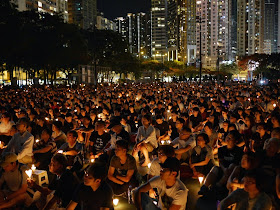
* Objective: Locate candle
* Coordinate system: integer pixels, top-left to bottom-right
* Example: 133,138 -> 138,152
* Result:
45,117 -> 49,121
35,139 -> 40,143
90,158 -> 95,163
167,140 -> 171,144
148,163 -> 151,168
273,103 -> 277,108
25,169 -> 33,179
198,176 -> 204,185
57,150 -> 63,154
31,164 -> 36,171
113,198 -> 119,206
161,140 -> 165,145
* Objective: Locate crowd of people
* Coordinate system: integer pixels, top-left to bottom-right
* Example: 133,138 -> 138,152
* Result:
0,81 -> 279,210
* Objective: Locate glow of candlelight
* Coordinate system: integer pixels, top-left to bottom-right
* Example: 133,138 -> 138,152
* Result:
167,140 -> 171,144
57,150 -> 63,154
198,176 -> 204,185
90,158 -> 95,163
273,103 -> 277,107
45,117 -> 49,121
148,163 -> 151,168
113,198 -> 119,206
31,164 -> 36,171
25,169 -> 33,178
161,140 -> 164,145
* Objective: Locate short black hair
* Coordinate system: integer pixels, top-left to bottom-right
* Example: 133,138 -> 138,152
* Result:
53,121 -> 63,130
52,154 -> 68,170
67,130 -> 78,139
204,122 -> 213,130
181,126 -> 191,133
176,118 -> 185,124
158,145 -> 175,157
116,140 -> 128,151
244,169 -> 265,192
87,161 -> 108,182
196,133 -> 210,144
42,128 -> 52,137
17,117 -> 30,127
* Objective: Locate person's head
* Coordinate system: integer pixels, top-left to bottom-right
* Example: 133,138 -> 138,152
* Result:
108,118 -> 122,133
271,115 -> 280,127
155,115 -> 163,124
49,154 -> 68,175
228,123 -> 237,132
65,113 -> 73,122
223,121 -> 229,131
244,116 -> 254,128
67,130 -> 78,144
196,133 -> 209,147
0,153 -> 18,172
82,115 -> 91,126
229,113 -> 238,124
52,121 -> 63,132
175,118 -> 185,130
179,127 -> 192,141
142,114 -> 152,127
115,140 -> 128,157
1,112 -> 10,124
16,117 -> 29,133
95,121 -> 106,133
120,116 -> 128,126
193,107 -> 199,116
204,122 -> 213,133
158,145 -> 175,163
41,129 -> 52,142
225,130 -> 240,149
256,123 -> 266,135
241,152 -> 256,170
160,157 -> 180,181
265,138 -> 280,157
271,127 -> 280,139
243,170 -> 264,193
84,162 -> 107,187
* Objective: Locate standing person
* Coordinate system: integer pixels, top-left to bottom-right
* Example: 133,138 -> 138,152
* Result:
4,117 -> 34,164
107,140 -> 137,196
133,114 -> 158,167
134,157 -> 188,210
66,162 -> 113,210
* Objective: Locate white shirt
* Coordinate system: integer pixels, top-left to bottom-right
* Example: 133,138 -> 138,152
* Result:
4,131 -> 34,160
149,176 -> 188,210
172,136 -> 196,150
136,125 -> 158,148
0,121 -> 14,133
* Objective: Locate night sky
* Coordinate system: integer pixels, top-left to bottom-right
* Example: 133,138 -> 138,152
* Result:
97,0 -> 151,20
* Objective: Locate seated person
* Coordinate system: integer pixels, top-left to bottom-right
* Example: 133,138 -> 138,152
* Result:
218,170 -> 272,210
256,138 -> 280,197
134,157 -> 188,210
227,152 -> 257,193
104,118 -> 130,154
189,133 -> 215,177
204,122 -> 218,148
107,140 -> 137,196
66,162 -> 113,210
133,114 -> 158,167
59,130 -> 83,166
199,130 -> 243,196
4,117 -> 34,164
52,121 -> 67,149
154,115 -> 169,139
171,126 -> 196,161
89,121 -> 111,158
33,128 -> 57,170
251,123 -> 270,152
28,154 -> 79,209
0,112 -> 15,145
148,145 -> 175,179
0,153 -> 33,209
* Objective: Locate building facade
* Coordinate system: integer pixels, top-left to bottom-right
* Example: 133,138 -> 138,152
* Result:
96,13 -> 116,31
68,0 -> 97,29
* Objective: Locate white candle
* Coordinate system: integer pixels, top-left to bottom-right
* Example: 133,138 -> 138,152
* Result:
31,164 -> 36,171
113,198 -> 119,206
25,169 -> 33,179
198,176 -> 204,185
148,163 -> 151,168
90,158 -> 95,163
57,150 -> 63,154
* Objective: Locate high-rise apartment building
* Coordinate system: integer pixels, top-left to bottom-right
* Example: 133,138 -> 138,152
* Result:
237,0 -> 264,57
186,0 -> 197,64
196,0 -> 229,69
12,0 -> 68,22
96,13 -> 116,31
167,0 -> 188,63
115,13 -> 151,59
68,0 -> 97,29
151,0 -> 168,61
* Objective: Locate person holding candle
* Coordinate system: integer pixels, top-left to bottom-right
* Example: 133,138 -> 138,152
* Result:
33,128 -> 57,170
0,152 -> 33,209
66,162 -> 113,210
